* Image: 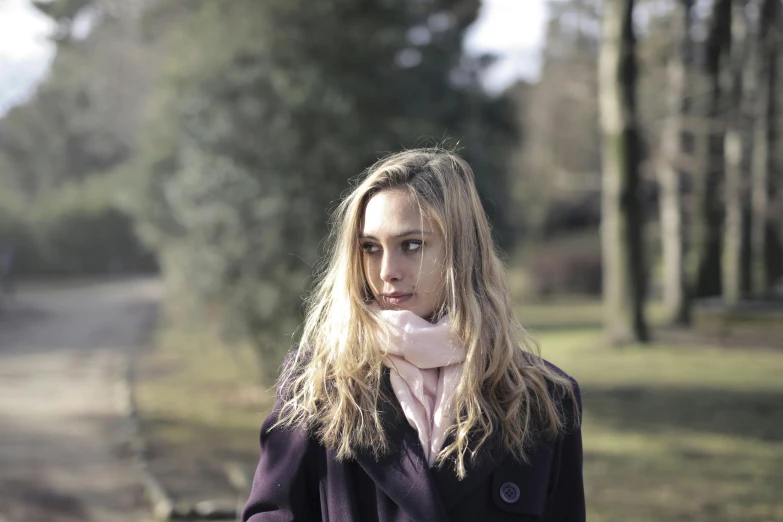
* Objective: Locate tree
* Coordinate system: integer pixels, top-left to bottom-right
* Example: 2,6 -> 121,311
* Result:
130,0 -> 516,374
511,0 -> 603,238
721,0 -> 749,304
0,1 -> 156,197
687,0 -> 731,300
31,0 -> 94,42
658,0 -> 694,324
0,0 -> 159,275
750,0 -> 780,294
599,0 -> 649,344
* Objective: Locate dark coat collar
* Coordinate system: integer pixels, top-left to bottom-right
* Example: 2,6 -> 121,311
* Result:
354,417 -> 450,521
352,371 -> 507,519
429,438 -> 506,511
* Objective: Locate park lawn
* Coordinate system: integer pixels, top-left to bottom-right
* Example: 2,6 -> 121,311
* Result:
538,327 -> 783,522
134,325 -> 276,506
135,299 -> 783,520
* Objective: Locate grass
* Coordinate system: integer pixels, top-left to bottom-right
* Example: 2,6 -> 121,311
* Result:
538,327 -> 783,522
135,298 -> 783,520
134,324 -> 276,505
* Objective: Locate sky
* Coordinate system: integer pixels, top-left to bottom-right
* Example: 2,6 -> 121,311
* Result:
0,0 -> 549,113
465,0 -> 549,92
0,0 -> 55,113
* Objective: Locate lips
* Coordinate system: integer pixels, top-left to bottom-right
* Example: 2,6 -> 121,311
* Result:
381,293 -> 413,306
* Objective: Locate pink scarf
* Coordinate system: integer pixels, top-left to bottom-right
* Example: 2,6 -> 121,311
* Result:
376,309 -> 466,467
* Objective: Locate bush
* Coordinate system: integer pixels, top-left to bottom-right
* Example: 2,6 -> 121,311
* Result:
1,175 -> 157,276
30,207 -> 156,275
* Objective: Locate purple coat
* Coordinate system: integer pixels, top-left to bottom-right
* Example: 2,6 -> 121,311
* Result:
242,369 -> 584,522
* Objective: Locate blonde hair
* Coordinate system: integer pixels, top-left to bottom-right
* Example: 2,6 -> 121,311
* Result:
275,147 -> 577,478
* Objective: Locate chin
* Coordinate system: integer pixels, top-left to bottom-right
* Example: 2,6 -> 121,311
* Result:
414,308 -> 440,322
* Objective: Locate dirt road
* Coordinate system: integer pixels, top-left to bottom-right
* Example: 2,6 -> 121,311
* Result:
0,278 -> 162,522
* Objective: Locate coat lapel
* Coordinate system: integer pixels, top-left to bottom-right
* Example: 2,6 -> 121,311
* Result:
353,370 -> 513,519
354,418 -> 450,522
354,372 -> 450,521
430,434 -> 558,513
428,434 -> 506,511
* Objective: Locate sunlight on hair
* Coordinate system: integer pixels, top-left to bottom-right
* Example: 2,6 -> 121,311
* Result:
275,147 -> 578,478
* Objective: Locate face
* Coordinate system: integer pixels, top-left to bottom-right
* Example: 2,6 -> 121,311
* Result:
360,188 -> 447,320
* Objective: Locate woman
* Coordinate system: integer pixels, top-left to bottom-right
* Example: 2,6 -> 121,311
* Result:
243,148 -> 585,522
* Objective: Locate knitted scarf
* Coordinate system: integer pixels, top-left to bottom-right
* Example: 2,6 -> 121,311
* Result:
376,308 -> 466,466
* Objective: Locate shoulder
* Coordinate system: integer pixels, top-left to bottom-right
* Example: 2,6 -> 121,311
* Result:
255,392 -> 326,483
541,359 -> 581,393
539,358 -> 582,425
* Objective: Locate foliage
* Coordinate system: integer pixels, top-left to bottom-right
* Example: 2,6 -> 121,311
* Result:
0,171 -> 155,275
0,2 -> 158,277
509,2 -> 602,238
128,0 -> 516,368
0,14 -> 153,195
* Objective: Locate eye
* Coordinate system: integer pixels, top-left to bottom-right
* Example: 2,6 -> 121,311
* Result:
403,240 -> 422,253
361,242 -> 380,254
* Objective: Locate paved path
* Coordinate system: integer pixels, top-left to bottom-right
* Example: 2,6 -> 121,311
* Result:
0,278 -> 162,522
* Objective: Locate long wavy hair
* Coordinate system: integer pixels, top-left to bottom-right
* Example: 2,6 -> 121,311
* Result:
275,147 -> 577,478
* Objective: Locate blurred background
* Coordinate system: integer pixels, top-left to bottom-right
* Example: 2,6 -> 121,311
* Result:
0,0 -> 781,521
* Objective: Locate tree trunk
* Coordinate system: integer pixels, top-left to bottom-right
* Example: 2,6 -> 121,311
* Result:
750,0 -> 780,295
689,0 -> 731,299
599,0 -> 648,345
659,0 -> 693,324
722,0 -> 748,305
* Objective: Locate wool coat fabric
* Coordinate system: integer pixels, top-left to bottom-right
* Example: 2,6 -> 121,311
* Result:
242,364 -> 585,522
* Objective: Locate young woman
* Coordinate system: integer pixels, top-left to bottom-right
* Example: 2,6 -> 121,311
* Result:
242,148 -> 585,522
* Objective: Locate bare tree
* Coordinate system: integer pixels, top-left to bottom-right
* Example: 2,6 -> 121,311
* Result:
599,0 -> 649,344
721,0 -> 749,304
510,0 -> 602,236
688,0 -> 731,299
750,0 -> 780,294
659,0 -> 694,324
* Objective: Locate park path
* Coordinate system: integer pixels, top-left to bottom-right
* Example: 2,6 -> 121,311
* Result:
0,277 -> 162,522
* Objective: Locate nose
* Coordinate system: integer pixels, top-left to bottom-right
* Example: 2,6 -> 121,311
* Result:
379,250 -> 402,283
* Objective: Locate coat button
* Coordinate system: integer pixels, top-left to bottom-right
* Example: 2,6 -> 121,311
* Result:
499,482 -> 520,504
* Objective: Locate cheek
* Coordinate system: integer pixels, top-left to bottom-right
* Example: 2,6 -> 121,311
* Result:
419,253 -> 446,289
362,256 -> 380,289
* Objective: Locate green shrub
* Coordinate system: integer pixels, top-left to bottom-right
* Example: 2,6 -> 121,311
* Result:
1,174 -> 156,276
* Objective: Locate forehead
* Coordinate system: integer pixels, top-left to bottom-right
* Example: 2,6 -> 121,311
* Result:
361,188 -> 433,235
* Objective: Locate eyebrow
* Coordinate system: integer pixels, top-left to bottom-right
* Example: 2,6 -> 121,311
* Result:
359,229 -> 432,240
